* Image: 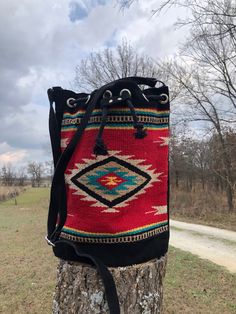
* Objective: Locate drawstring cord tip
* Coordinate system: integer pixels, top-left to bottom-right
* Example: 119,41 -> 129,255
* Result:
93,138 -> 108,156
134,124 -> 147,139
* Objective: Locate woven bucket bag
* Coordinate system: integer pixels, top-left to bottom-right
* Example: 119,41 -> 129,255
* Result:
46,76 -> 170,314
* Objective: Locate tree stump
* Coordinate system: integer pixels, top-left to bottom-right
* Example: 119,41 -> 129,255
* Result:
52,255 -> 167,314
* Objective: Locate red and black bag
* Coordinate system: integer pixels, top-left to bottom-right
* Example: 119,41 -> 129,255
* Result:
46,77 -> 170,314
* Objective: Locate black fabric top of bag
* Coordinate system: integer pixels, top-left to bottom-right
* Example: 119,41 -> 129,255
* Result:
48,77 -> 169,130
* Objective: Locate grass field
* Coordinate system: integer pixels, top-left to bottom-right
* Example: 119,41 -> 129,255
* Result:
0,188 -> 235,313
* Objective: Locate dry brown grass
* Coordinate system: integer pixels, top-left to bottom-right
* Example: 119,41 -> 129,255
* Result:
0,185 -> 27,202
170,186 -> 236,231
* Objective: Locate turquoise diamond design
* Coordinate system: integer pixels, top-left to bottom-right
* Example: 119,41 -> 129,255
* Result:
71,156 -> 151,207
87,166 -> 138,196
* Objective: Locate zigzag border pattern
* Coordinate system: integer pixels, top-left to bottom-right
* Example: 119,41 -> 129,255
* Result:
60,223 -> 168,243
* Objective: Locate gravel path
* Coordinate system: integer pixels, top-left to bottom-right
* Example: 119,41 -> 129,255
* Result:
169,220 -> 236,273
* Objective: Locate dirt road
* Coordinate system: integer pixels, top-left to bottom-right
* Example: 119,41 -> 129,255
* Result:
169,220 -> 236,273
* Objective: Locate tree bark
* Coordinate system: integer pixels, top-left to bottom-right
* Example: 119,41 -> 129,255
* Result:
52,255 -> 168,314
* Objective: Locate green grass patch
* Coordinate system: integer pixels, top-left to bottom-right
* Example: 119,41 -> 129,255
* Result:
0,187 -> 56,314
0,187 -> 235,313
2,187 -> 49,206
164,247 -> 236,313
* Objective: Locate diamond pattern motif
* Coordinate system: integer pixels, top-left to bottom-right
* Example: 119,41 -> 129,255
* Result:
71,156 -> 151,208
65,150 -> 163,211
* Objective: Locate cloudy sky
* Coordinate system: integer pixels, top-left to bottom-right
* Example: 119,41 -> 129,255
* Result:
0,0 -> 188,169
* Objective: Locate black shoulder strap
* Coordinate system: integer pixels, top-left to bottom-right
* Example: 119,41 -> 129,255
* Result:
126,76 -> 157,87
47,87 -> 98,240
55,240 -> 120,314
48,88 -> 61,167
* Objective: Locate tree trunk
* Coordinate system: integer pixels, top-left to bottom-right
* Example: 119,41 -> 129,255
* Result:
52,255 -> 168,314
218,129 -> 234,211
175,170 -> 179,188
226,182 -> 234,212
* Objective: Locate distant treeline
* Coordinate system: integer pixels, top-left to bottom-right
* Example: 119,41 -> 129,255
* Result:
170,129 -> 236,211
0,161 -> 52,188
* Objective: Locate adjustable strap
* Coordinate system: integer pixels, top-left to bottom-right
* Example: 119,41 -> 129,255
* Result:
48,88 -> 61,167
55,240 -> 120,314
47,91 -> 98,240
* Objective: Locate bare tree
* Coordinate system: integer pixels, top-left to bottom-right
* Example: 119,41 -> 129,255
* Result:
27,162 -> 44,187
74,39 -> 160,90
193,141 -> 211,191
125,0 -> 236,210
170,128 -> 210,191
118,0 -> 236,115
44,160 -> 53,183
155,0 -> 236,39
119,0 -> 236,37
17,167 -> 27,186
75,39 -> 182,104
157,2 -> 236,210
159,57 -> 235,210
1,164 -> 16,186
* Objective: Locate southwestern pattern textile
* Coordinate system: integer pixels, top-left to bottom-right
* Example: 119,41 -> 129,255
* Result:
60,106 -> 169,244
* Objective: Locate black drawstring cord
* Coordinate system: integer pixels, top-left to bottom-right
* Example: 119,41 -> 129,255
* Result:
126,99 -> 147,139
93,104 -> 109,156
93,90 -> 148,156
120,89 -> 147,139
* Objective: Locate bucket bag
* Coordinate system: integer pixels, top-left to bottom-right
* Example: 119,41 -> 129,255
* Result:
46,76 -> 170,314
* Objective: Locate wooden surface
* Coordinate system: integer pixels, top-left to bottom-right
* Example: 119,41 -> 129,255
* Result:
52,255 -> 168,314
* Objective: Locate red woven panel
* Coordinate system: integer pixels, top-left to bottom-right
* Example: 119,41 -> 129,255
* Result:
60,107 -> 169,243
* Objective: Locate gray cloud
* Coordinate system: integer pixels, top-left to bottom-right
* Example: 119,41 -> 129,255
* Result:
0,103 -> 49,152
0,0 -> 187,166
